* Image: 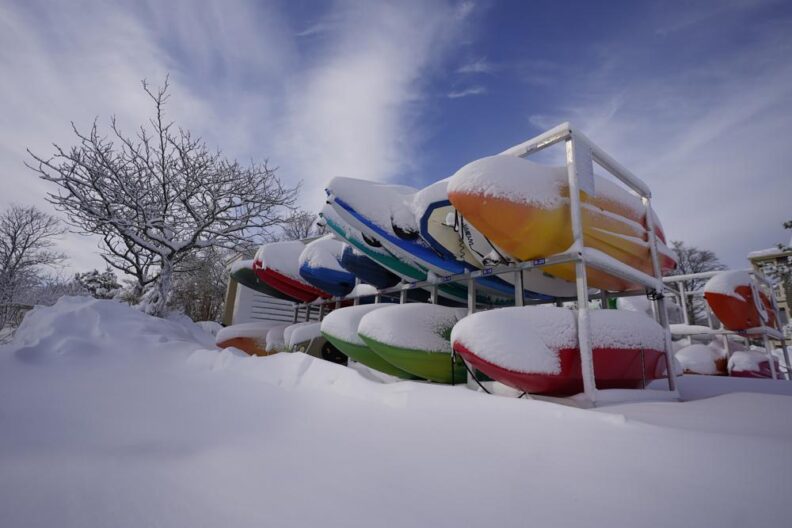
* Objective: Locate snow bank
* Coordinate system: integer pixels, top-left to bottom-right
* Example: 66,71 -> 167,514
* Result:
9,296 -> 215,364
321,304 -> 391,345
2,297 -> 792,528
298,234 -> 347,273
196,320 -> 223,337
358,304 -> 466,352
703,270 -> 751,300
265,324 -> 289,352
452,307 -> 666,374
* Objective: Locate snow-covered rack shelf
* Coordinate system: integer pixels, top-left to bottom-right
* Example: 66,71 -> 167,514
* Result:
295,122 -> 682,405
662,271 -> 791,380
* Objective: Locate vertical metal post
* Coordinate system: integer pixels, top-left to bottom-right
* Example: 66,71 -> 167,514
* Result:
305,304 -> 312,322
780,337 -> 791,380
643,195 -> 677,393
292,305 -> 299,323
763,334 -> 778,380
599,290 -> 609,309
374,294 -> 381,304
430,284 -> 438,305
399,287 -> 407,304
353,279 -> 360,306
318,303 -> 325,321
678,281 -> 690,325
514,270 -> 524,307
467,274 -> 476,315
565,136 -> 597,404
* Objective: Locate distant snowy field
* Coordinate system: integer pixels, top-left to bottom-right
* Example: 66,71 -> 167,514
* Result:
1,297 -> 791,528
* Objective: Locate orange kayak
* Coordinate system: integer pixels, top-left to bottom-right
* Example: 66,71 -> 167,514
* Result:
703,271 -> 777,331
448,155 -> 676,291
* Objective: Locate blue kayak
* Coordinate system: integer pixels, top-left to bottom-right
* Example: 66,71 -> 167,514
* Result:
298,236 -> 357,298
340,245 -> 400,289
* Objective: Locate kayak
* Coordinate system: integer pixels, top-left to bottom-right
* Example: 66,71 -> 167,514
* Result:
253,241 -> 331,303
451,306 -> 668,396
415,179 -> 578,300
447,155 -> 677,291
357,304 -> 468,383
320,304 -> 418,379
728,349 -> 779,378
216,321 -> 285,357
298,235 -> 357,298
340,245 -> 400,290
703,270 -> 777,331
229,259 -> 297,301
327,177 -> 526,304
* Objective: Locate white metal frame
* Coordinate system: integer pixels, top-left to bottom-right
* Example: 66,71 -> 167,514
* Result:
299,122 -> 680,405
662,271 -> 792,380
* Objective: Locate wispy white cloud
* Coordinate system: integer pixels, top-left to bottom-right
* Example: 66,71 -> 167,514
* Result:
527,14 -> 792,267
0,0 -> 471,272
447,86 -> 487,98
457,57 -> 493,74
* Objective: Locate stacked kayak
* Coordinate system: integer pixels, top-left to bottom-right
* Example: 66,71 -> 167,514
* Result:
358,304 -> 468,384
321,304 -> 419,379
451,307 -> 668,396
326,178 -> 514,305
216,321 -> 286,356
229,259 -> 296,301
253,241 -> 331,302
298,235 -> 356,298
703,270 -> 777,331
729,349 -> 780,378
447,155 -> 677,291
340,246 -> 400,290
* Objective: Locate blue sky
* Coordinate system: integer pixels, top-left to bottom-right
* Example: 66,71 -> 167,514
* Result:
1,0 -> 791,272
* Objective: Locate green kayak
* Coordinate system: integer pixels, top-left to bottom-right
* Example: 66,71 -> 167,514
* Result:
357,303 -> 468,384
320,304 -> 418,380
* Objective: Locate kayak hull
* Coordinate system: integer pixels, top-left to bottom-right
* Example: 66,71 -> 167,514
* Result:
454,342 -> 666,397
360,335 -> 467,384
230,266 -> 297,301
253,263 -> 330,303
704,289 -> 776,331
322,333 -> 418,379
217,336 -> 272,357
298,262 -> 356,298
340,246 -> 401,289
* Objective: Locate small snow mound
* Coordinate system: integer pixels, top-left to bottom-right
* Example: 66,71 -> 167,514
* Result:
675,344 -> 725,375
6,296 -> 215,365
287,322 -> 322,348
358,304 -> 466,352
703,270 -> 751,300
196,320 -> 223,337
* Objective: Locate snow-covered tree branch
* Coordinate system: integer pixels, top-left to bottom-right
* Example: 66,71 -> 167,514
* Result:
28,78 -> 299,316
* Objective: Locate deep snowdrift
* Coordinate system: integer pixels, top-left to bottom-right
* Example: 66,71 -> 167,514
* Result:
1,297 -> 791,528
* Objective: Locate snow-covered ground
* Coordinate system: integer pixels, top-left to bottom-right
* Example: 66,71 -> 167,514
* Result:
1,297 -> 791,528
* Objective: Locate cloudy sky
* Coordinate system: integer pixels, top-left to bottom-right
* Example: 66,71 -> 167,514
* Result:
1,0 -> 790,272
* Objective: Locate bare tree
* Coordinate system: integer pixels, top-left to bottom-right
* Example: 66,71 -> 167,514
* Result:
0,205 -> 65,327
669,240 -> 726,324
28,78 -> 298,316
168,246 -> 229,322
281,209 -> 325,240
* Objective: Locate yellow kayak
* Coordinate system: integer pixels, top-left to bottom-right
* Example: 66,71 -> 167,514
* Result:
447,155 -> 676,291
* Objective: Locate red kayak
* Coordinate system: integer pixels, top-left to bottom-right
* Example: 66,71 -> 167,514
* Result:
728,350 -> 780,379
252,241 -> 332,303
703,271 -> 776,331
451,307 -> 668,397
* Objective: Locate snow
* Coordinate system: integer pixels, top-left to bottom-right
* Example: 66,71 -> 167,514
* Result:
282,321 -> 315,348
451,307 -> 571,374
675,344 -> 724,375
287,322 -> 322,348
703,270 -> 751,300
216,321 -> 284,344
358,304 -> 466,352
298,234 -> 347,273
229,258 -> 253,274
320,204 -> 390,256
729,349 -> 770,373
345,283 -> 378,298
256,240 -> 310,283
410,177 -> 451,219
265,324 -> 289,352
2,297 -> 792,528
196,320 -> 223,337
618,295 -> 683,324
321,304 -> 391,345
670,324 -> 719,336
452,307 -> 666,374
326,177 -> 418,232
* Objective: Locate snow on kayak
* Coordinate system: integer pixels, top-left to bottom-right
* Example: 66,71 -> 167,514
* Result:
298,235 -> 356,298
451,307 -> 668,396
321,304 -> 417,379
703,270 -> 777,330
358,304 -> 468,383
